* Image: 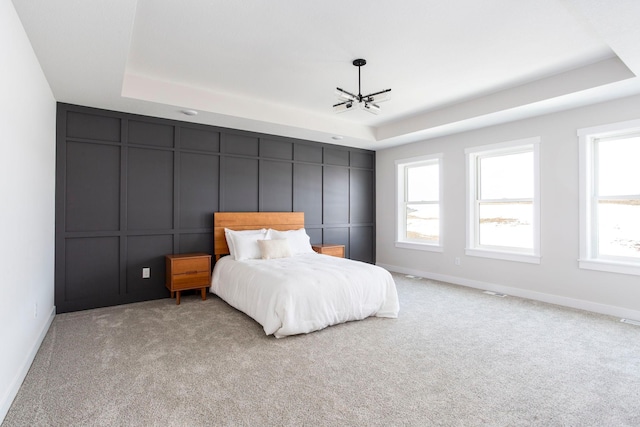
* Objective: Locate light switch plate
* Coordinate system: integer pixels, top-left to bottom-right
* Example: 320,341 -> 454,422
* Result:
142,267 -> 150,279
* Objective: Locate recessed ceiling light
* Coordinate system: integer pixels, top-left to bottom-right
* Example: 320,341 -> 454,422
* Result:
181,109 -> 198,116
331,135 -> 344,140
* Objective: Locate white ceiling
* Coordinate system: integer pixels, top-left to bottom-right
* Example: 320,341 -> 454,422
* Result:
11,0 -> 640,150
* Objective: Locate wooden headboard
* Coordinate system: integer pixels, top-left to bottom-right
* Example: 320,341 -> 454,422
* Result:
213,212 -> 305,260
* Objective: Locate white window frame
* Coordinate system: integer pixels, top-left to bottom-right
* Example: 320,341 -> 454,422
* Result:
465,137 -> 541,264
578,119 -> 640,276
395,153 -> 443,252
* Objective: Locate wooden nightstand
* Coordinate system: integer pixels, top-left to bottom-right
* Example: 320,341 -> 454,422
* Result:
165,253 -> 212,305
312,244 -> 345,258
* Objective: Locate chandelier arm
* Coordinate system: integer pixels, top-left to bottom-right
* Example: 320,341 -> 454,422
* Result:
336,87 -> 358,101
364,88 -> 392,98
332,100 -> 351,108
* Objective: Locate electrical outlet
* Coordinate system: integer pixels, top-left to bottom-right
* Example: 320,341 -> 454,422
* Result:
454,257 -> 461,266
142,267 -> 150,279
34,303 -> 38,319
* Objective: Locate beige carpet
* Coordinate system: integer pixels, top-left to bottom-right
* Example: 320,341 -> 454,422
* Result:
4,273 -> 640,426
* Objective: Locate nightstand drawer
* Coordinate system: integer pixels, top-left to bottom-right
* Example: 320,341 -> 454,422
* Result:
171,257 -> 209,275
171,271 -> 210,290
312,244 -> 345,258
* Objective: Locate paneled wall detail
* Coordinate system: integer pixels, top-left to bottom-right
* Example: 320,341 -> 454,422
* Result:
56,104 -> 376,312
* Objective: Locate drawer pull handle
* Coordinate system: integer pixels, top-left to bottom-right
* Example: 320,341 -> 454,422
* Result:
185,270 -> 198,275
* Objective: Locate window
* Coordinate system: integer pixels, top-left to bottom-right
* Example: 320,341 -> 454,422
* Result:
395,154 -> 442,252
578,119 -> 640,276
465,138 -> 540,263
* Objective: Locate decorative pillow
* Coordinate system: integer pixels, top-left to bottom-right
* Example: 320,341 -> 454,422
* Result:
267,228 -> 315,255
224,228 -> 266,259
257,239 -> 292,260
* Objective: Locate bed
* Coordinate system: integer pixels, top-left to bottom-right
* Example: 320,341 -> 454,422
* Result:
210,212 -> 399,338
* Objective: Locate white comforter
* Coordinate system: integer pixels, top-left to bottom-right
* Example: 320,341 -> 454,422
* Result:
210,253 -> 399,338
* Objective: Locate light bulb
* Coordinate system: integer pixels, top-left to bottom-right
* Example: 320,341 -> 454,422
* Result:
364,89 -> 391,104
360,102 -> 381,115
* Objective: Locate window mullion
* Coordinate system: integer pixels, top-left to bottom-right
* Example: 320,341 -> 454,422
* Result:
478,197 -> 533,204
597,194 -> 640,200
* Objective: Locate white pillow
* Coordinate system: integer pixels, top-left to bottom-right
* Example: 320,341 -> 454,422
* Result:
257,239 -> 292,259
224,228 -> 266,259
267,228 -> 315,255
231,233 -> 268,261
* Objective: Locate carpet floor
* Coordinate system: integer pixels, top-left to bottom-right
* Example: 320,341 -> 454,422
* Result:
4,273 -> 640,426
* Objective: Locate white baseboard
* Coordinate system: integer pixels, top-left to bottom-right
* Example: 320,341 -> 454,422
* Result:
0,306 -> 55,424
378,262 -> 640,321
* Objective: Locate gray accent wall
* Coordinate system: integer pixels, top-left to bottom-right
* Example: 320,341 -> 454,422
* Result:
55,103 -> 376,313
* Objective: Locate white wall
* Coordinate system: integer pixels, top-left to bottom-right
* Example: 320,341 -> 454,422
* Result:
377,94 -> 640,319
0,0 -> 56,422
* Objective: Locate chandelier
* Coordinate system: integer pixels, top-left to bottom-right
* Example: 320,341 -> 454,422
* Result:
333,59 -> 391,114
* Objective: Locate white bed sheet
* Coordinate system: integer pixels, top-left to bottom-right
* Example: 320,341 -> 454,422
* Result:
210,253 -> 399,338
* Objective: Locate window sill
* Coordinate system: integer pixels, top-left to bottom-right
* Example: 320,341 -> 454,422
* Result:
579,259 -> 640,277
396,241 -> 443,253
465,248 -> 540,264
